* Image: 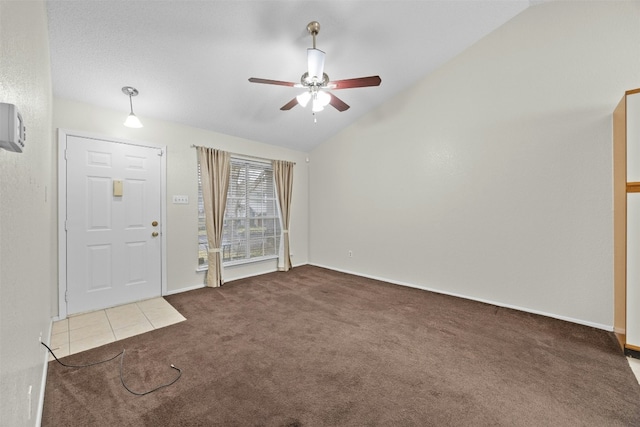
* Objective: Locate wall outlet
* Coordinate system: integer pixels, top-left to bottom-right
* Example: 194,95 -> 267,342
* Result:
348,250 -> 353,258
172,195 -> 189,204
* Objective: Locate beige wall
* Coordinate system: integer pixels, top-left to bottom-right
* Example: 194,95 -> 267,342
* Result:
309,1 -> 640,329
0,1 -> 54,425
53,98 -> 309,303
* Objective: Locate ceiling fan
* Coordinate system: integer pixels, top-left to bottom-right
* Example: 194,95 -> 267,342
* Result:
248,21 -> 381,117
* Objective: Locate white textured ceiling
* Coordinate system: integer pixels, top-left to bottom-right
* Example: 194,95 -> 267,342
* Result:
46,0 -> 531,152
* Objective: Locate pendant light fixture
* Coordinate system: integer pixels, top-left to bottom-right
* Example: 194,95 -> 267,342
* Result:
122,86 -> 143,128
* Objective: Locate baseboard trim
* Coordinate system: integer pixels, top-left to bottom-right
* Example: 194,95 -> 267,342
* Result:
308,263 -> 613,332
223,262 -> 308,283
166,263 -> 308,296
164,283 -> 206,296
36,318 -> 53,426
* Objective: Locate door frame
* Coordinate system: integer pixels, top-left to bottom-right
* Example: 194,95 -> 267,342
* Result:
57,129 -> 168,319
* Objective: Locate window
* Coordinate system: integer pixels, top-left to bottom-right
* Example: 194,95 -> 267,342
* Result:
198,158 -> 281,269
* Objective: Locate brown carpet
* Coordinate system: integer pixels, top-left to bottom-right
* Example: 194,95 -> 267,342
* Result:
43,265 -> 640,426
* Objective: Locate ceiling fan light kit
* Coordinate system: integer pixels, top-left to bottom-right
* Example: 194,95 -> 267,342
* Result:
248,21 -> 381,120
296,91 -> 311,108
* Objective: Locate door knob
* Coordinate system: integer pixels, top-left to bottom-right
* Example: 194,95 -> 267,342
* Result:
152,221 -> 158,227
152,231 -> 159,237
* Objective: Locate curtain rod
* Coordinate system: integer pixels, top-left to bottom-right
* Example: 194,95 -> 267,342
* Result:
190,144 -> 296,165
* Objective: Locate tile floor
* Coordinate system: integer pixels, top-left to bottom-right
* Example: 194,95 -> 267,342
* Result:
49,297 -> 185,361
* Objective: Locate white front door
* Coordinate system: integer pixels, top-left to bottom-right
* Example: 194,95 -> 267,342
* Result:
65,135 -> 162,315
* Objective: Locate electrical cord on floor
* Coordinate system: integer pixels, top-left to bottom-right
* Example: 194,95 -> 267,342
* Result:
42,341 -> 121,368
41,342 -> 182,396
118,349 -> 182,396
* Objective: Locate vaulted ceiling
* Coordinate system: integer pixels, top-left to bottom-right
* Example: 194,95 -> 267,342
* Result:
46,0 -> 532,152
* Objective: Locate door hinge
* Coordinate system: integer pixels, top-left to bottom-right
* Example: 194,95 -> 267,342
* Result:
158,149 -> 164,157
64,219 -> 68,231
64,149 -> 67,160
64,290 -> 68,302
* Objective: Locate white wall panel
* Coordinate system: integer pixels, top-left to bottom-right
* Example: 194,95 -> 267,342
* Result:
627,93 -> 640,182
627,91 -> 640,347
0,2 -> 54,425
627,194 -> 640,346
310,1 -> 640,328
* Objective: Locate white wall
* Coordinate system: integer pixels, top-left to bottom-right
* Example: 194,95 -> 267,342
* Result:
53,98 -> 309,305
309,1 -> 640,329
0,1 -> 54,426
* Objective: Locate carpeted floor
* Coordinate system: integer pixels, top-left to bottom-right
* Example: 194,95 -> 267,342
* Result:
42,265 -> 640,426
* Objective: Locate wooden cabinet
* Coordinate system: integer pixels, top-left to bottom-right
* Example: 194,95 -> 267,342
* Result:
614,88 -> 640,353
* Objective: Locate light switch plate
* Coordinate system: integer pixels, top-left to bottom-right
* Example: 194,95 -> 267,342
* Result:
172,195 -> 189,204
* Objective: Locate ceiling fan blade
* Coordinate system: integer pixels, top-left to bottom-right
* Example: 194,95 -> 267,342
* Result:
328,93 -> 350,112
280,98 -> 299,111
330,76 -> 382,90
248,77 -> 297,87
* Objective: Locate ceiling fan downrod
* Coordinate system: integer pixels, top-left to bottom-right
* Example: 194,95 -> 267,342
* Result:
307,21 -> 320,49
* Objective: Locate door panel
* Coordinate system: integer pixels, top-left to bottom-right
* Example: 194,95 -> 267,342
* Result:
87,177 -> 112,228
125,179 -> 145,226
66,135 -> 162,315
88,244 -> 112,291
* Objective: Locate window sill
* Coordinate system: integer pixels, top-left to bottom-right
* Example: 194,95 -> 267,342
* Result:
196,255 -> 278,272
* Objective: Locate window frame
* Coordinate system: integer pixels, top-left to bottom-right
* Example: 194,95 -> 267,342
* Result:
197,156 -> 281,271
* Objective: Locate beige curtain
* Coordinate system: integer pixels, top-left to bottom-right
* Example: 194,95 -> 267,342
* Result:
197,147 -> 230,287
273,160 -> 294,271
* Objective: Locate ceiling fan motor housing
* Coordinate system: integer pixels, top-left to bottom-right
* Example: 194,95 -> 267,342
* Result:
301,72 -> 330,87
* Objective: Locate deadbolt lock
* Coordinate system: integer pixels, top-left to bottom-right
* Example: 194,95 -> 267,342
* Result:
152,221 -> 158,227
152,231 -> 159,237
